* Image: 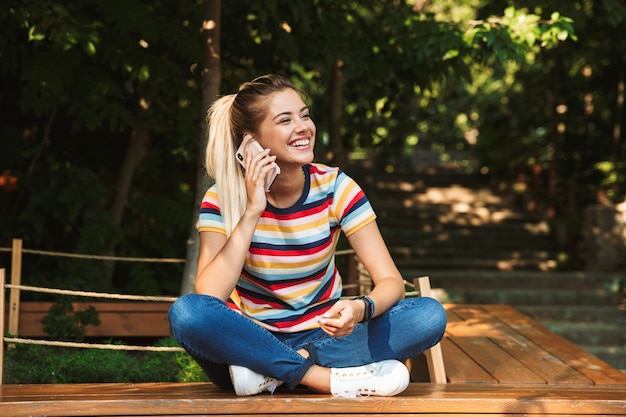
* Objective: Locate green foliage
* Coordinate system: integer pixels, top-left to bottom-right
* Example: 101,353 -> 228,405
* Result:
1,0 -> 198,295
465,7 -> 576,63
231,1 -> 576,172
149,337 -> 208,383
41,299 -> 101,342
3,344 -> 132,384
2,337 -> 208,384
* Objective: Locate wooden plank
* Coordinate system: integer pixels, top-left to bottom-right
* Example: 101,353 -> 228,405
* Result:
8,238 -> 22,336
482,304 -> 626,386
6,413 -> 623,417
2,382 -> 626,416
444,307 -> 546,384
440,306 -> 497,383
440,338 -> 496,383
4,302 -> 172,337
0,269 -> 5,385
451,305 -> 593,385
414,276 -> 446,383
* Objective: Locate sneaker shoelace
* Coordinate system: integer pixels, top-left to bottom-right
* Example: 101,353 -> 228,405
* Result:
259,377 -> 280,394
332,363 -> 378,398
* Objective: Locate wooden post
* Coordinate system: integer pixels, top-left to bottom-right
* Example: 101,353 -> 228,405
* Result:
1,268 -> 6,384
414,276 -> 447,384
8,239 -> 23,336
345,251 -> 358,297
357,258 -> 372,296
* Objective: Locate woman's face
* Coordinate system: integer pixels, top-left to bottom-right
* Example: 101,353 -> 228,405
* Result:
255,89 -> 316,169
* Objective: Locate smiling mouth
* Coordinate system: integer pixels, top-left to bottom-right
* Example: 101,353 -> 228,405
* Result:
290,139 -> 310,148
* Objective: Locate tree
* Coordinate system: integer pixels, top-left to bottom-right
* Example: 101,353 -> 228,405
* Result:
180,0 -> 222,295
1,0 -> 203,293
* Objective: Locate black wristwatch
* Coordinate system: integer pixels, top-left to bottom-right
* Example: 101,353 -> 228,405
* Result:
354,295 -> 375,322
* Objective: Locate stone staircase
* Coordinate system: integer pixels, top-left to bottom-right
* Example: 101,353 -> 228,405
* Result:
350,169 -> 626,372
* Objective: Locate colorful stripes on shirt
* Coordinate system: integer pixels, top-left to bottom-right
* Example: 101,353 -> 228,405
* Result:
198,163 -> 376,332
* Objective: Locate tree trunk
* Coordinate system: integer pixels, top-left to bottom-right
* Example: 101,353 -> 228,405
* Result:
110,124 -> 151,227
104,102 -> 153,286
545,69 -> 558,220
180,0 -> 222,295
613,52 -> 625,162
328,58 -> 345,167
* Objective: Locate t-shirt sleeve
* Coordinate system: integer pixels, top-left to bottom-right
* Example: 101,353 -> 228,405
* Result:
333,171 -> 376,237
198,185 -> 227,235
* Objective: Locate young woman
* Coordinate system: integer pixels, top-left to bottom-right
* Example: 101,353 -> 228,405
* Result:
168,74 -> 447,397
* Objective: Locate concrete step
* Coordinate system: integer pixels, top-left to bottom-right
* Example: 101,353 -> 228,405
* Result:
376,211 -> 536,225
389,244 -> 558,257
369,194 -> 517,215
539,321 -> 625,348
353,172 -> 493,189
379,224 -> 555,238
580,345 -> 626,372
368,191 -> 513,206
534,320 -> 626,372
395,257 -> 561,272
425,271 -> 625,291
431,288 -> 618,305
387,241 -> 558,255
517,305 -> 626,323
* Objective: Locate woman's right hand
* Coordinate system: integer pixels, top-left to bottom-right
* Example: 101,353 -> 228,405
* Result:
243,146 -> 277,215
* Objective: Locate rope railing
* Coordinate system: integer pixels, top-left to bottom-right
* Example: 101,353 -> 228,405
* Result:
4,284 -> 178,302
0,240 -> 196,384
0,240 -> 426,386
1,239 -> 438,387
0,246 -> 185,263
2,337 -> 185,352
1,279 -> 185,355
0,239 -> 367,384
0,246 -> 355,262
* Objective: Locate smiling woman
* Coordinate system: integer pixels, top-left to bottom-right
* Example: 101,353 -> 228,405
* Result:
167,74 -> 447,398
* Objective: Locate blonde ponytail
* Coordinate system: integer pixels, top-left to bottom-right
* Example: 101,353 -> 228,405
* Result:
205,95 -> 246,237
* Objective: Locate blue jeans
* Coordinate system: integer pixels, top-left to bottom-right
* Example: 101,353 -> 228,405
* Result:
168,294 -> 447,389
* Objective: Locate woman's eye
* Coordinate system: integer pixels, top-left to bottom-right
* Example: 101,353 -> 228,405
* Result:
279,118 -> 290,124
301,113 -> 310,119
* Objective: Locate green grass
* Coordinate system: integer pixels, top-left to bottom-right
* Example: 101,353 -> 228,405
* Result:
2,337 -> 208,384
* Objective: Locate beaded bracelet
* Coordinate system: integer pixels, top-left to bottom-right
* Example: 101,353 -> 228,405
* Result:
354,295 -> 376,322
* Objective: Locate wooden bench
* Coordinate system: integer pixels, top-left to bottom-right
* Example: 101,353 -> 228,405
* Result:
3,304 -> 626,416
2,382 -> 626,416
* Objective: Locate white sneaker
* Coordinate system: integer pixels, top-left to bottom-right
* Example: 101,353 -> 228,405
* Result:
228,365 -> 283,396
330,359 -> 410,398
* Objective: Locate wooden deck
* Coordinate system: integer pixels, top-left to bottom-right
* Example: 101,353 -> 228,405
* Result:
2,304 -> 626,417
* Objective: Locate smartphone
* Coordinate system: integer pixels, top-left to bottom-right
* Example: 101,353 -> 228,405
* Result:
235,137 -> 281,192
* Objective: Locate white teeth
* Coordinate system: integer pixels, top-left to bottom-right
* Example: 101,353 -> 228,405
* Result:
290,139 -> 309,147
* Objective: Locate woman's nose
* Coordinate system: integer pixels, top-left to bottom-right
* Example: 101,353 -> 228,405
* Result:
295,118 -> 309,132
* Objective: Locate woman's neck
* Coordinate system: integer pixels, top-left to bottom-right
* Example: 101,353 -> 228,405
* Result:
266,165 -> 306,208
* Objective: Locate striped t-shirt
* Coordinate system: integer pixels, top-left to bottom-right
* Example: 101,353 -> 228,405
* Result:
198,163 -> 376,333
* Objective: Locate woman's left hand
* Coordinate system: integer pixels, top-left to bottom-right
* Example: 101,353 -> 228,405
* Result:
317,299 -> 364,337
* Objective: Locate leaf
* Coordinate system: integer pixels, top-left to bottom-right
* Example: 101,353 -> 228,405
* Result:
443,49 -> 459,60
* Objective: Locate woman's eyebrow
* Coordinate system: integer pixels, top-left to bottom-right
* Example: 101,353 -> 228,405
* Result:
272,106 -> 309,121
